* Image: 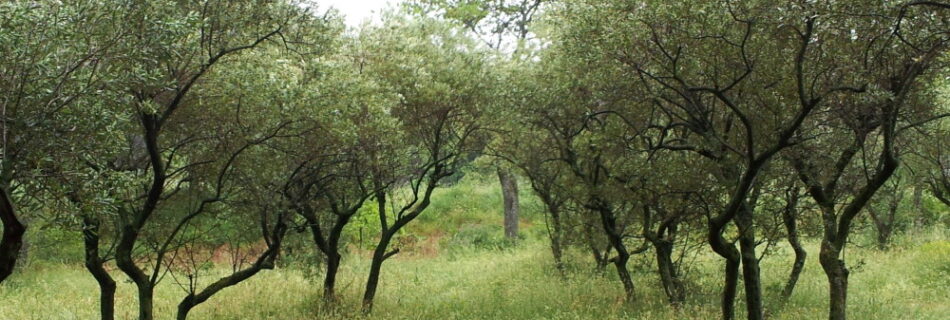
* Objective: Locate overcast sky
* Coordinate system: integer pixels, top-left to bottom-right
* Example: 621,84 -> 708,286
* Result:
317,0 -> 398,27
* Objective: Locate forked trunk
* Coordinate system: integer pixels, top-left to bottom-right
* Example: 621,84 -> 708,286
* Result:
362,231 -> 394,314
83,216 -> 116,320
653,239 -> 685,304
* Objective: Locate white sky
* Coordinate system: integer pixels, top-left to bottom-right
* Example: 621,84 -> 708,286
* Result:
316,0 -> 398,27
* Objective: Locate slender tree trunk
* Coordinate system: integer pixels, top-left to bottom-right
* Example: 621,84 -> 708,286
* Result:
584,221 -> 607,272
323,251 -> 341,302
116,226 -> 154,320
542,197 -> 565,274
613,252 -> 635,302
176,225 -> 285,320
0,187 -> 25,284
362,231 -> 394,314
653,239 -> 685,304
911,186 -> 927,230
498,167 -> 519,239
868,191 -> 899,250
710,228 -> 740,320
594,203 -> 636,302
549,224 -> 565,275
781,197 -> 806,300
83,216 -> 116,320
736,206 -> 764,320
721,255 -> 741,320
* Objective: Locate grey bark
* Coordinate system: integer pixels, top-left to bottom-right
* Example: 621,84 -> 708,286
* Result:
498,167 -> 519,239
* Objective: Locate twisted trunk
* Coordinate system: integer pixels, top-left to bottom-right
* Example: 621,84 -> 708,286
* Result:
594,202 -> 635,302
653,238 -> 685,304
83,216 -> 116,320
177,222 -> 286,320
781,190 -> 806,300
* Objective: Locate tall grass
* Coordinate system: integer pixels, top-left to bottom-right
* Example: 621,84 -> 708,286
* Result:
1,234 -> 947,319
2,174 -> 947,319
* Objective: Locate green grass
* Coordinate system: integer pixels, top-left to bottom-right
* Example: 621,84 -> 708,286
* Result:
1,234 -> 947,320
2,174 -> 947,319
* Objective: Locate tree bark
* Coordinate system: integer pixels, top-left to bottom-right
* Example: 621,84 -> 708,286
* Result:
613,253 -> 635,302
323,251 -> 341,302
781,190 -> 806,300
498,167 -> 520,239
911,186 -> 928,229
721,255 -> 741,320
0,187 -> 25,284
362,231 -> 395,314
653,238 -> 685,304
736,206 -> 764,320
820,242 -> 848,320
177,221 -> 285,320
546,202 -> 565,274
83,216 -> 116,320
867,188 -> 900,250
709,215 -> 741,320
593,201 -> 636,302
135,284 -> 155,320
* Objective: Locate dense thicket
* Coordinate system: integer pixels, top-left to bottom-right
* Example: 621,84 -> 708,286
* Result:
1,1 -> 947,320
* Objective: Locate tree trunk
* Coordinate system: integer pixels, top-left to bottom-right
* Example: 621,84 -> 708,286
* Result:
721,255 -> 741,320
323,251 -> 341,302
136,284 -> 155,320
362,231 -> 395,314
584,221 -> 609,272
549,226 -> 565,275
116,226 -> 154,320
654,239 -> 685,304
613,253 -> 636,302
911,186 -> 924,229
0,187 -> 25,284
820,242 -> 848,320
176,225 -> 284,320
709,229 -> 740,320
867,189 -> 900,250
498,167 -> 519,239
736,206 -> 764,320
542,196 -> 565,274
781,197 -> 806,300
83,216 -> 116,320
594,203 -> 636,302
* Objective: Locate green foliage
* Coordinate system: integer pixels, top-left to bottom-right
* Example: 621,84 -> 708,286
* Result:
444,224 -> 516,253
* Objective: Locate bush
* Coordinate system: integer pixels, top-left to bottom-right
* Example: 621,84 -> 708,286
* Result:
444,224 -> 516,253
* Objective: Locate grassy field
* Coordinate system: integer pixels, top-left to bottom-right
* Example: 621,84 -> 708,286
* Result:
1,234 -> 948,320
1,174 -> 948,319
